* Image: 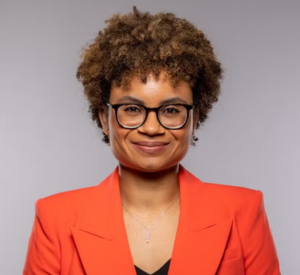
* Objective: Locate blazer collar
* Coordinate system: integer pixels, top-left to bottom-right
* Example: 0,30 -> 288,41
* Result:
71,165 -> 232,275
169,165 -> 233,274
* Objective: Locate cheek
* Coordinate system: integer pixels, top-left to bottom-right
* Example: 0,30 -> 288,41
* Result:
172,118 -> 194,144
172,129 -> 193,150
166,131 -> 192,166
108,118 -> 131,154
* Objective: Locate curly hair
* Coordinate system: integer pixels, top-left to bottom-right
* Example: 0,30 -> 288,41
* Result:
76,6 -> 223,144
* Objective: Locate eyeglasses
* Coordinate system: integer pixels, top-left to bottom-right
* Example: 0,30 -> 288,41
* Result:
107,103 -> 194,130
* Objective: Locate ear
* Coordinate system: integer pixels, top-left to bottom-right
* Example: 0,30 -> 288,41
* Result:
98,108 -> 109,136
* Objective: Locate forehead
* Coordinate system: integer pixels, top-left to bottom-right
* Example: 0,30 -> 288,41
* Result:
109,72 -> 193,106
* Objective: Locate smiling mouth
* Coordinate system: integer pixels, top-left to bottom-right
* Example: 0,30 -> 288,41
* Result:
131,142 -> 170,153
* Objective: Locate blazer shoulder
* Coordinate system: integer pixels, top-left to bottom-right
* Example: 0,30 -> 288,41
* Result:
182,165 -> 261,202
40,185 -> 96,205
182,166 -> 263,210
204,181 -> 261,197
34,185 -> 98,224
202,181 -> 263,213
33,169 -> 118,229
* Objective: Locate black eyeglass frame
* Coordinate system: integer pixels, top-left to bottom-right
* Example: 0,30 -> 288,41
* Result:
107,103 -> 194,130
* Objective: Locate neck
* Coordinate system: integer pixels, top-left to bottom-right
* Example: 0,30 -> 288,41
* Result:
118,163 -> 180,213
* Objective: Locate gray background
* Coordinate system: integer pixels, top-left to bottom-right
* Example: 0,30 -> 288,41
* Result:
1,0 -> 299,274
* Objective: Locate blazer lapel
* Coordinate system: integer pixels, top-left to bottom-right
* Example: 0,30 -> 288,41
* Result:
70,167 -> 136,275
169,166 -> 233,275
70,165 -> 232,275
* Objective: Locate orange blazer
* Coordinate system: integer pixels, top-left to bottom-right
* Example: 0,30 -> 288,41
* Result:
23,165 -> 280,275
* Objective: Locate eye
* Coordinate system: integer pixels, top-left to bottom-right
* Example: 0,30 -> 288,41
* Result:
121,105 -> 144,114
162,106 -> 181,115
166,108 -> 179,113
124,106 -> 140,112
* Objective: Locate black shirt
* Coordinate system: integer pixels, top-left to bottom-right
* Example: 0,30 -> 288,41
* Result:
135,259 -> 171,275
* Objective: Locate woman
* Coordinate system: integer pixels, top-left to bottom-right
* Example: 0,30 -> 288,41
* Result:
23,6 -> 280,275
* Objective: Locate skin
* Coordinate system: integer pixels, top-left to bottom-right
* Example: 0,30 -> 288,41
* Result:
99,71 -> 199,273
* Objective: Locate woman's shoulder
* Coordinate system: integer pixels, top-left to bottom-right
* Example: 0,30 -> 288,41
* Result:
183,168 -> 263,214
203,181 -> 262,198
184,166 -> 262,203
202,181 -> 263,211
33,185 -> 98,223
36,170 -> 117,210
181,167 -> 264,219
39,185 -> 96,205
189,174 -> 265,225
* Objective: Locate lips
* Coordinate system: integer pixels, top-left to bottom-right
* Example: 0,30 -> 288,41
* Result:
132,141 -> 169,147
131,141 -> 170,153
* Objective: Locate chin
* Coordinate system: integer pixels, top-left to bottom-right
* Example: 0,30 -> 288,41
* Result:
113,145 -> 187,173
120,157 -> 182,174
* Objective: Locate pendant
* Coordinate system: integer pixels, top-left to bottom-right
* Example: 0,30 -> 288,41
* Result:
146,229 -> 149,243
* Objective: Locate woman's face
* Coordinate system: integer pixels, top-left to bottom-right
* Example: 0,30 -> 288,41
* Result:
99,72 -> 198,173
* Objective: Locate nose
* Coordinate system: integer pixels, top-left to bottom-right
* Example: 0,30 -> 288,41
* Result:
138,110 -> 165,136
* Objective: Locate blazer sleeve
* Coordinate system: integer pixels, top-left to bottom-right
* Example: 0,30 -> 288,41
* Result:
239,191 -> 280,275
23,198 -> 60,275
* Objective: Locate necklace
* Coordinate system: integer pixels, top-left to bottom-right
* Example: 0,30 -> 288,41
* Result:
122,197 -> 179,243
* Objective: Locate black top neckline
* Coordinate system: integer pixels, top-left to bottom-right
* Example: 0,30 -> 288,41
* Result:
135,259 -> 171,275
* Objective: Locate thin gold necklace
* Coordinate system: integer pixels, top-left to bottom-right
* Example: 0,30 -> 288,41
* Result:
122,197 -> 179,243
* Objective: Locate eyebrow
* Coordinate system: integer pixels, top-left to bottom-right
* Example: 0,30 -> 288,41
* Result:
116,96 -> 189,105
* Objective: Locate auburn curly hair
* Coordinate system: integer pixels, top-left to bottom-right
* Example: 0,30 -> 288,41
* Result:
76,6 -> 223,144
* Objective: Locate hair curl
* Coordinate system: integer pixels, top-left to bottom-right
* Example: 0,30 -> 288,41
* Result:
76,6 -> 223,144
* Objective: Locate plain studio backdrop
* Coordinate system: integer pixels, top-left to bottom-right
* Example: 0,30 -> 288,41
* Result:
0,0 -> 299,274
